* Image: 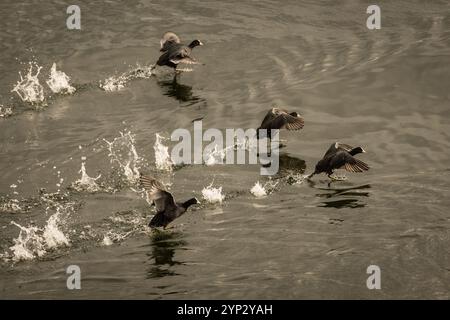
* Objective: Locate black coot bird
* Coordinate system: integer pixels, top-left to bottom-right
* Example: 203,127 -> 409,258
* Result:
306,142 -> 369,181
152,32 -> 203,72
140,175 -> 199,229
257,107 -> 304,140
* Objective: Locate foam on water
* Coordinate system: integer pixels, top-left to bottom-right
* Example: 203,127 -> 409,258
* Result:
0,181 -> 27,214
0,105 -> 13,118
250,181 -> 267,198
100,65 -> 153,92
71,158 -> 101,192
202,183 -> 225,204
101,235 -> 114,246
5,206 -> 70,262
154,133 -> 173,171
204,145 -> 227,166
104,131 -> 143,184
46,63 -> 76,94
11,62 -> 45,105
250,180 -> 279,198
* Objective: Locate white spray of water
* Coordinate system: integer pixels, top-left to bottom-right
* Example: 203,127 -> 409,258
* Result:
250,180 -> 279,198
42,211 -> 70,248
46,63 -> 76,94
71,158 -> 101,192
0,105 -> 13,118
11,62 -> 45,104
102,235 -> 113,246
0,199 -> 23,213
204,145 -> 227,166
0,181 -> 25,213
250,181 -> 267,198
154,133 -> 173,171
204,137 -> 250,166
7,207 -> 70,262
104,131 -> 142,184
202,183 -> 225,204
100,65 -> 153,92
9,223 -> 45,261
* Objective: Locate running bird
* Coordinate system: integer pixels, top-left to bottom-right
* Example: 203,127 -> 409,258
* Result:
140,174 -> 199,229
257,107 -> 304,140
152,32 -> 203,72
306,142 -> 369,181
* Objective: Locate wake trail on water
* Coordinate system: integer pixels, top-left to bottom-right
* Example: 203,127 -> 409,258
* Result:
4,59 -> 155,117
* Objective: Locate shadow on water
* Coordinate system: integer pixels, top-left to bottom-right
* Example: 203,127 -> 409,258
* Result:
157,75 -> 204,106
146,230 -> 187,279
262,153 -> 306,180
306,181 -> 371,209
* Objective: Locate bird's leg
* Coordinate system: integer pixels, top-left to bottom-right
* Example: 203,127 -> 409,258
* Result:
163,224 -> 174,230
328,173 -> 347,182
305,173 -> 315,180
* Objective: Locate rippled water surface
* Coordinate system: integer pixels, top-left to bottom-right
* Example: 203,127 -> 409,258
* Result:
1,0 -> 450,299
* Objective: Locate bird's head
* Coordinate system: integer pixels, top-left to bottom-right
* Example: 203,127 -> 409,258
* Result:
183,197 -> 200,209
351,146 -> 366,155
188,39 -> 204,48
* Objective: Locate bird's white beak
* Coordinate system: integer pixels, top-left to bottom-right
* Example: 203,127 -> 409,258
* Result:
199,41 -> 204,46
362,148 -> 366,153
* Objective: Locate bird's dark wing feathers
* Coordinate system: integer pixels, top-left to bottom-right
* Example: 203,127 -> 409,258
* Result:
259,109 -> 278,129
160,32 -> 181,52
323,142 -> 355,158
169,47 -> 198,65
329,151 -> 369,173
139,175 -> 177,213
259,108 -> 304,130
270,113 -> 304,130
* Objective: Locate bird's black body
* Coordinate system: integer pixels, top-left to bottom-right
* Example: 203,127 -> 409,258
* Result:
154,32 -> 203,70
257,107 -> 304,139
308,142 -> 369,180
140,175 -> 199,229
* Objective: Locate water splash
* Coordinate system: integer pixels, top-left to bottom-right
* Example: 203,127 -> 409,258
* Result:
250,181 -> 267,198
0,181 -> 27,213
204,145 -> 227,166
0,105 -> 13,118
11,62 -> 45,105
42,210 -> 70,248
101,235 -> 113,246
202,183 -> 225,204
0,198 -> 23,213
251,180 -> 279,198
104,131 -> 143,184
6,206 -> 70,262
154,133 -> 173,171
46,63 -> 76,94
71,158 -> 101,192
204,137 -> 251,166
100,65 -> 153,92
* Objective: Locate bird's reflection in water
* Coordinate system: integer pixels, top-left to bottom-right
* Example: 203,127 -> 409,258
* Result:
157,75 -> 204,106
306,181 -> 371,209
146,230 -> 187,279
261,153 -> 306,180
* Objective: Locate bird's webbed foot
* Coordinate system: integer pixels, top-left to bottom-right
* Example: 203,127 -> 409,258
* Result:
328,173 -> 347,181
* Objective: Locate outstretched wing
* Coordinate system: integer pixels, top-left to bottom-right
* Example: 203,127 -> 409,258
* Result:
160,32 -> 181,52
271,112 -> 304,130
259,108 -> 304,130
139,175 -> 177,213
323,142 -> 353,158
259,109 -> 278,129
170,56 -> 200,65
329,151 -> 369,173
